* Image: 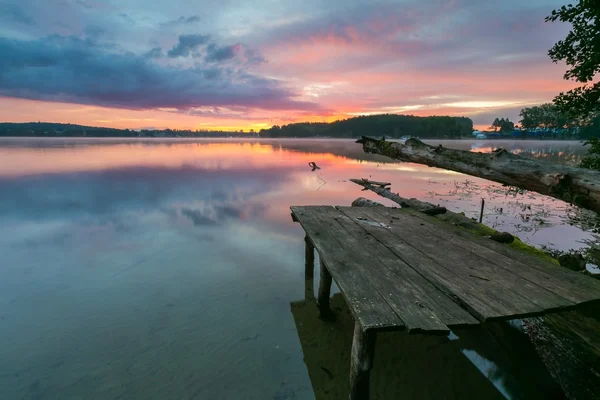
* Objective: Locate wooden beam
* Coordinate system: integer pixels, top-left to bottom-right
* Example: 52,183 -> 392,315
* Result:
357,136 -> 600,214
318,261 -> 334,320
305,235 -> 315,300
349,322 -> 377,400
305,235 -> 315,280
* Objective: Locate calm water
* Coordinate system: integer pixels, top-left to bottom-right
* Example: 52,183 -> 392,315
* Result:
0,138 -> 593,399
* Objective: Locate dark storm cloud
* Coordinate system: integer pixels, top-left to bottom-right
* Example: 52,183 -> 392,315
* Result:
0,35 -> 319,111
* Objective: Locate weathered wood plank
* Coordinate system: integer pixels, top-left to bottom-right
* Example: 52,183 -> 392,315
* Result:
298,206 -> 451,333
338,207 -> 567,321
353,207 -> 575,312
401,208 -> 600,304
291,206 -> 404,331
322,206 -> 478,328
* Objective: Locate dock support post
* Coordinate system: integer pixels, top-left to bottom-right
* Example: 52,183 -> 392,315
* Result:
349,322 -> 376,400
304,236 -> 315,300
317,261 -> 334,319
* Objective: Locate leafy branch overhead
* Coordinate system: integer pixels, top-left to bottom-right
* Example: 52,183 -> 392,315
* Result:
547,1 -> 600,120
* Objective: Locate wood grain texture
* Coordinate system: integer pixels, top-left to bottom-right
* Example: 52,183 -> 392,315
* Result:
292,206 -> 600,333
346,206 -> 574,315
291,206 -> 404,332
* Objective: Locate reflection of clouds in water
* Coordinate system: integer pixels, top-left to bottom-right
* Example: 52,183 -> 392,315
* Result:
181,204 -> 267,227
0,163 -> 289,252
0,164 -> 293,222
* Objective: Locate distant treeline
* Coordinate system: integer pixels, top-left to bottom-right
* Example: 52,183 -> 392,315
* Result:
0,122 -> 251,138
259,114 -> 474,138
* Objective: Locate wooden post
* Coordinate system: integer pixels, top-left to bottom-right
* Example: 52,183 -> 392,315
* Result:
317,261 -> 334,319
479,198 -> 485,223
349,322 -> 376,400
305,236 -> 315,300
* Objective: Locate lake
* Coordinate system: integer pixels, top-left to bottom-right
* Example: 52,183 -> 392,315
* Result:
0,138 -> 595,399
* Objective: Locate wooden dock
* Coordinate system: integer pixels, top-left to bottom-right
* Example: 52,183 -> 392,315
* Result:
291,205 -> 600,400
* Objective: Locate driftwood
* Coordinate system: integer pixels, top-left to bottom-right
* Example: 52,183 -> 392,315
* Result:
357,136 -> 600,214
350,179 -> 447,215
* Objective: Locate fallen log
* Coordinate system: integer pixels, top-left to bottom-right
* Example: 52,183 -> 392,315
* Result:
357,136 -> 600,214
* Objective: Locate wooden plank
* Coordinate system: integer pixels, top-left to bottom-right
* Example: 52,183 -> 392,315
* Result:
294,206 -> 452,333
291,206 -> 404,331
338,207 -> 567,321
399,208 -> 600,305
311,207 -> 465,332
322,207 -> 478,328
351,206 -> 574,313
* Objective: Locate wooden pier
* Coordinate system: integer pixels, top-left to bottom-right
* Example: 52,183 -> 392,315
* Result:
291,205 -> 600,400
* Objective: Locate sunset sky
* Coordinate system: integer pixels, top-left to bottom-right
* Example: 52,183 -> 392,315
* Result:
0,0 -> 578,131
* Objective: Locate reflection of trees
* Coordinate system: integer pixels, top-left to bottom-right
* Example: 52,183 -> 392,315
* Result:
564,205 -> 600,234
273,140 -> 585,166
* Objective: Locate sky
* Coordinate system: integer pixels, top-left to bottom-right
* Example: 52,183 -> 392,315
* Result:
0,0 -> 579,131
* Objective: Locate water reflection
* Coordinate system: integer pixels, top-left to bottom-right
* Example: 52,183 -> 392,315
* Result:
290,293 -> 564,400
0,138 -> 593,399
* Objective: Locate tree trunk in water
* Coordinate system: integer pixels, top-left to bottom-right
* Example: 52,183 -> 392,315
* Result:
357,136 -> 600,214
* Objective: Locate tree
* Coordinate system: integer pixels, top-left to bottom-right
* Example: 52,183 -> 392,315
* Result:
546,1 -> 600,120
547,2 -> 600,169
490,117 -> 500,132
519,104 -> 569,131
489,117 -> 514,132
499,118 -> 515,132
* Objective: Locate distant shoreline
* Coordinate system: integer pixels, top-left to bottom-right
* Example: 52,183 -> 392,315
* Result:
0,136 -> 586,142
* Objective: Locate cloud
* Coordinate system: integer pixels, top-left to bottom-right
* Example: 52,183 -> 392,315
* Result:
0,4 -> 34,25
163,15 -> 202,26
205,43 -> 239,62
167,34 -> 211,57
0,35 -> 319,111
204,43 -> 265,64
181,203 -> 265,226
144,47 -> 163,58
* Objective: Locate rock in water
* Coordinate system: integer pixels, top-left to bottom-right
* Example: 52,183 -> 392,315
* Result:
490,232 -> 515,244
558,253 -> 586,271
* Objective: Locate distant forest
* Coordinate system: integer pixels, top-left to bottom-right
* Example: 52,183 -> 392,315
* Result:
0,122 -> 250,138
0,115 -> 473,139
259,114 -> 473,138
